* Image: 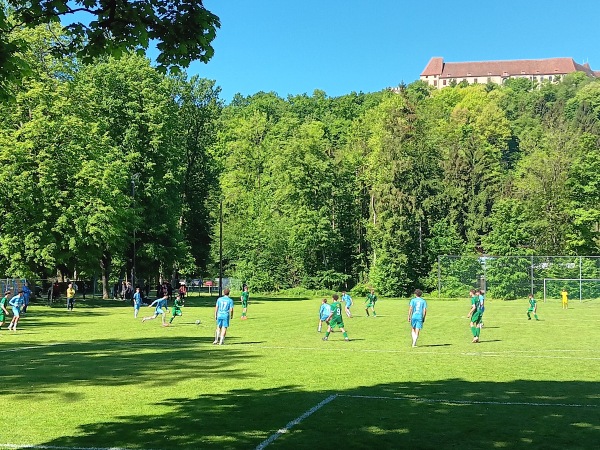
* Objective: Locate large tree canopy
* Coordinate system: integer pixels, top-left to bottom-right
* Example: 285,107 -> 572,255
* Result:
0,0 -> 220,97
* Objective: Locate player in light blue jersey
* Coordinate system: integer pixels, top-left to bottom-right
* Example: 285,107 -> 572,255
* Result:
318,298 -> 331,332
132,287 -> 143,318
142,294 -> 168,326
7,291 -> 25,331
214,288 -> 234,345
408,289 -> 427,347
341,290 -> 353,318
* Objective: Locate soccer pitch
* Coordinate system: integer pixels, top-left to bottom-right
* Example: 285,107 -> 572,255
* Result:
2,295 -> 599,449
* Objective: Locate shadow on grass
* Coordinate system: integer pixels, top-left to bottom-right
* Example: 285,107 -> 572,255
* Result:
0,336 -> 260,397
27,378 -> 600,449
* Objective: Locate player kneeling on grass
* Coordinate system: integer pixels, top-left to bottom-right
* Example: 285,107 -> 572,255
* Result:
408,289 -> 427,347
527,294 -> 539,321
214,288 -> 234,345
168,294 -> 184,325
142,294 -> 169,326
322,294 -> 349,341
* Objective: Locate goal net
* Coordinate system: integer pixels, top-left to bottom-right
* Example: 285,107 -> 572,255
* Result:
543,278 -> 600,303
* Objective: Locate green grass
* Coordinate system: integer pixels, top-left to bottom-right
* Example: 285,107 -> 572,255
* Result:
2,294 -> 599,449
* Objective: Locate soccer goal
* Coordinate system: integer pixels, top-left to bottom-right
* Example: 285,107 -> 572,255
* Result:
542,278 -> 600,303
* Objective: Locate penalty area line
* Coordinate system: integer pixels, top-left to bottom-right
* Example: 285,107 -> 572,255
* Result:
255,394 -> 338,449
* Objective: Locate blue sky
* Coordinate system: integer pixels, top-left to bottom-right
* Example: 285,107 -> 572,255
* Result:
192,0 -> 599,103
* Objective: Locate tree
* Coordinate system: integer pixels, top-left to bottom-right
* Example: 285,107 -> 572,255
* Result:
1,0 -> 220,98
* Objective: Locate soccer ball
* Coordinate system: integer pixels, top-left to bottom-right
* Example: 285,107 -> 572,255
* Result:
195,319 -> 201,325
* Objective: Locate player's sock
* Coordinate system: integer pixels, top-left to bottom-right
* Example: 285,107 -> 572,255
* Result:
343,332 -> 348,339
324,331 -> 330,338
527,313 -> 531,319
534,314 -> 539,320
475,328 -> 480,337
366,309 -> 369,316
470,326 -> 476,336
373,311 -> 376,316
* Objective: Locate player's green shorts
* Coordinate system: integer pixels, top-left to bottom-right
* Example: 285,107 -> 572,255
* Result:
365,301 -> 374,308
171,307 -> 182,316
329,317 -> 345,329
470,311 -> 482,323
241,299 -> 248,308
527,307 -> 535,313
0,313 -> 5,322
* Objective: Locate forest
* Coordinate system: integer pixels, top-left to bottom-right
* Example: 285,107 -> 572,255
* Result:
1,24 -> 599,297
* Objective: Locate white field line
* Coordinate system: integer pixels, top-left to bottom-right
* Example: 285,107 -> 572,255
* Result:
339,394 -> 600,409
0,444 -> 161,450
255,394 -> 338,450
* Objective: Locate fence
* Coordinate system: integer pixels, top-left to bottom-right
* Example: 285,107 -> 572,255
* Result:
437,255 -> 600,300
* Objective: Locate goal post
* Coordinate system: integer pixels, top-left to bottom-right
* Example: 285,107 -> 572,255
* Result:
542,278 -> 600,303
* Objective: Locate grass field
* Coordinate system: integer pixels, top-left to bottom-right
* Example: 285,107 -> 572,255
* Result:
1,293 -> 599,449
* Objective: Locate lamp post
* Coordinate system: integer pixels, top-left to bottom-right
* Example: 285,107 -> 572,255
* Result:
219,198 -> 223,297
131,173 -> 140,287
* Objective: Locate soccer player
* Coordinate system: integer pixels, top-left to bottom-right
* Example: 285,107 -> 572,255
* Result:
66,282 -> 76,310
142,294 -> 169,326
0,290 -> 10,330
168,294 -> 184,324
478,289 -> 486,327
527,294 -> 539,320
408,289 -> 427,347
132,287 -> 143,318
365,288 -> 377,317
341,290 -> 353,318
322,294 -> 350,341
467,289 -> 483,343
318,298 -> 331,332
561,288 -> 568,309
240,285 -> 249,320
7,291 -> 25,331
214,288 -> 234,345
22,282 -> 31,313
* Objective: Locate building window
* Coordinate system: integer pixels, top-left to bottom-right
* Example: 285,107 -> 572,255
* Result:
549,75 -> 553,81
474,78 -> 478,84
487,77 -> 492,83
443,79 -> 447,86
434,80 -> 437,86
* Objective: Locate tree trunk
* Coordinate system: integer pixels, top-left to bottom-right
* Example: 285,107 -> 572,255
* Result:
100,251 -> 112,299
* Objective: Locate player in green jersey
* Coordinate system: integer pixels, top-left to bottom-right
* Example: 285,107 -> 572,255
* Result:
240,285 -> 249,320
0,290 -> 10,329
322,294 -> 349,341
467,289 -> 482,343
527,294 -> 539,320
168,294 -> 184,324
365,288 -> 377,317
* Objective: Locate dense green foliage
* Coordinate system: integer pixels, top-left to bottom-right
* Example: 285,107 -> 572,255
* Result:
218,79 -> 600,295
0,0 -> 219,98
1,23 -> 600,296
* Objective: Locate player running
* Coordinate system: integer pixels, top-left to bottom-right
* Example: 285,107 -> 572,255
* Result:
7,291 -> 25,331
168,294 -> 184,325
322,294 -> 350,341
142,294 -> 169,326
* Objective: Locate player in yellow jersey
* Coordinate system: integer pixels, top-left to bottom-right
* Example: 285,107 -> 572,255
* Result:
561,289 -> 568,309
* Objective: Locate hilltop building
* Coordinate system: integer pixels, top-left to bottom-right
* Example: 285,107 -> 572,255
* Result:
420,57 -> 598,88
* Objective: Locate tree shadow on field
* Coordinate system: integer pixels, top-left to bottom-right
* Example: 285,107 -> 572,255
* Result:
0,336 -> 259,398
30,378 -> 600,449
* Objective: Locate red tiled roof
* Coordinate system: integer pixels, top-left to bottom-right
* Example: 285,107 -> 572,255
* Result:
421,57 -> 444,76
421,57 -> 596,78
